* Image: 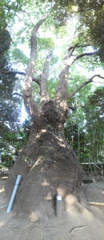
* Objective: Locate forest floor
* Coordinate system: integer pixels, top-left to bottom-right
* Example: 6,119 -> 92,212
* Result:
0,172 -> 104,240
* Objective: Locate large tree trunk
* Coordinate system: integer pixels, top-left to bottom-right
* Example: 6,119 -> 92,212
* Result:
5,17 -> 99,218
5,99 -> 82,217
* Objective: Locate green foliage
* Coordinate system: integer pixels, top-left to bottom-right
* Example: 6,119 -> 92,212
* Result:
0,29 -> 11,53
1,154 -> 14,169
48,77 -> 58,99
0,68 -> 21,127
45,0 -> 104,62
84,87 -> 104,162
0,3 -> 22,155
65,87 -> 104,163
75,1 -> 104,62
38,37 -> 54,50
0,2 -> 21,128
0,118 -> 30,166
12,48 -> 29,65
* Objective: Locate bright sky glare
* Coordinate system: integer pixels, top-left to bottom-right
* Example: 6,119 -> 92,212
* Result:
20,103 -> 28,123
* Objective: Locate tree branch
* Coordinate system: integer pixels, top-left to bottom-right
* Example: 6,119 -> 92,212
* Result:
67,43 -> 79,56
68,105 -> 76,111
55,46 -> 73,100
68,75 -> 104,99
0,69 -> 42,85
68,43 -> 97,67
32,76 -> 41,85
0,69 -> 25,75
72,51 -> 96,62
22,16 -> 47,117
12,92 -> 23,98
40,52 -> 52,103
55,41 -> 97,101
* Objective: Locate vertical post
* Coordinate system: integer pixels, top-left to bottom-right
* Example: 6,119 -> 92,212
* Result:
56,195 -> 62,217
101,163 -> 103,176
0,151 -> 2,164
6,175 -> 22,213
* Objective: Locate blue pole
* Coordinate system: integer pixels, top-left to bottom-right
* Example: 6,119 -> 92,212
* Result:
6,175 -> 22,213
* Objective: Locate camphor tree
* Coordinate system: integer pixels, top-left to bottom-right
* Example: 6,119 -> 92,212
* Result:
5,2 -> 104,217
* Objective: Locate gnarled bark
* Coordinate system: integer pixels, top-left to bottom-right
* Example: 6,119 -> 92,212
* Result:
6,98 -> 82,216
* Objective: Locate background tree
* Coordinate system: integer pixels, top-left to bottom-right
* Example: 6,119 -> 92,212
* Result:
65,86 -> 104,164
0,1 -> 22,162
84,88 -> 104,162
47,0 -> 104,61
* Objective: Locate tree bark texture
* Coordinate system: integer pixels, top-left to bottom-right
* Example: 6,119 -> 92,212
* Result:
6,97 -> 83,215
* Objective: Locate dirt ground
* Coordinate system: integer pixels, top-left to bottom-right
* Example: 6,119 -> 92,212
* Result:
0,173 -> 104,240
